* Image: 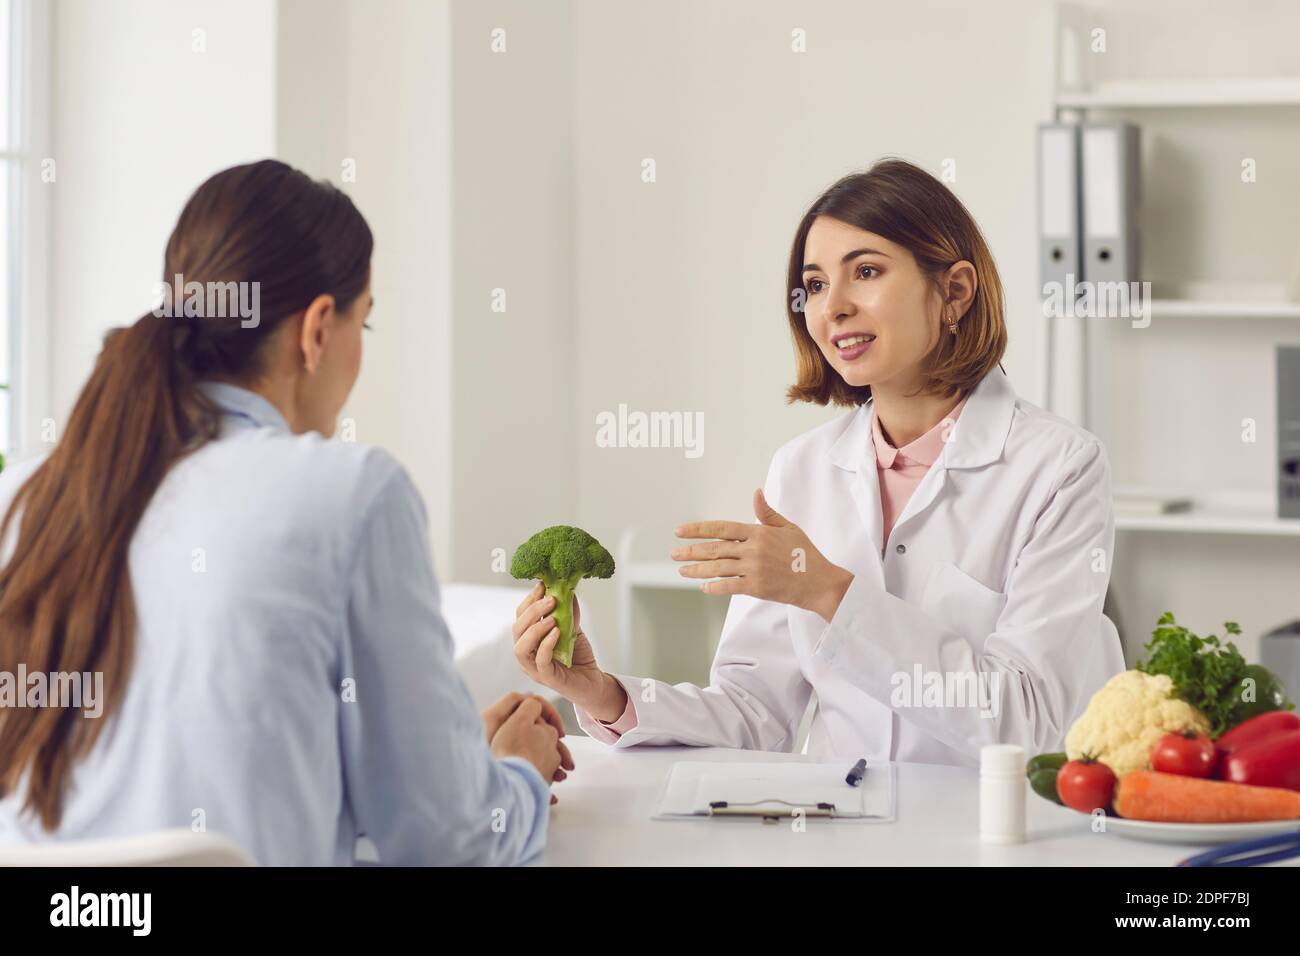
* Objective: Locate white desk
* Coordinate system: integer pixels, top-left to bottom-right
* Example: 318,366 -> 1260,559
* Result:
537,737 -> 1296,866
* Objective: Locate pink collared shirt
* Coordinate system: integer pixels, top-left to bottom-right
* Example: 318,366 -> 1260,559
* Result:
871,394 -> 968,555
582,394 -> 969,739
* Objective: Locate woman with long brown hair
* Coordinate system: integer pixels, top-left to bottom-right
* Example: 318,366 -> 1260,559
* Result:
514,158 -> 1125,765
0,159 -> 570,865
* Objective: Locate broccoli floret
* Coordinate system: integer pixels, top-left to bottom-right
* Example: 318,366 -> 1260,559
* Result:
510,525 -> 615,667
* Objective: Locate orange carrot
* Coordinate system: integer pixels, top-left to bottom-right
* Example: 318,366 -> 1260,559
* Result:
1114,771 -> 1300,823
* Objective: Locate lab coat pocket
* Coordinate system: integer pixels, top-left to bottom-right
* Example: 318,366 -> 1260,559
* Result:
919,562 -> 1008,650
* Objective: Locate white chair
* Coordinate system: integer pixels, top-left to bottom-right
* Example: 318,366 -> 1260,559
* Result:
0,829 -> 254,866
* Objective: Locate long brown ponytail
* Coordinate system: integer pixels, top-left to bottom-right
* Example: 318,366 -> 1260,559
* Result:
0,160 -> 373,828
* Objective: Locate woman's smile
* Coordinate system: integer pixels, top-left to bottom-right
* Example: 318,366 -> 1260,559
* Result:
832,331 -> 876,360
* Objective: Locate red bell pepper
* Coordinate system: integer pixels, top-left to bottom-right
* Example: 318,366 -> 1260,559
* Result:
1221,730 -> 1300,792
1216,711 -> 1300,756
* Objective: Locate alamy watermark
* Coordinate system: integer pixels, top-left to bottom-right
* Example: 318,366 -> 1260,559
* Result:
890,665 -> 1002,720
1041,274 -> 1151,328
0,667 -> 104,718
595,404 -> 704,459
151,273 -> 261,328
50,885 -> 151,936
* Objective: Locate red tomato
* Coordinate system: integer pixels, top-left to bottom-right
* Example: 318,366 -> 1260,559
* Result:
1216,711 -> 1300,757
1150,730 -> 1218,778
1056,758 -> 1117,814
1222,730 -> 1300,792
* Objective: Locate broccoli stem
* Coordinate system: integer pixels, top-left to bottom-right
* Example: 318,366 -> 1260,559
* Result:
543,575 -> 582,667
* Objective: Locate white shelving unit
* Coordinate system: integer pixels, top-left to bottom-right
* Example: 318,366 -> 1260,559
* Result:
1114,490 -> 1300,537
1050,3 -> 1300,537
1115,511 -> 1300,536
615,531 -> 702,674
1147,300 -> 1300,321
1055,77 -> 1300,110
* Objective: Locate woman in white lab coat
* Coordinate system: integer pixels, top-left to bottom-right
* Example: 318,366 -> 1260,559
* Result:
513,158 -> 1125,766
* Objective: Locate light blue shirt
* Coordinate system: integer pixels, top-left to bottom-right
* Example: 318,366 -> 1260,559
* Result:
0,382 -> 550,865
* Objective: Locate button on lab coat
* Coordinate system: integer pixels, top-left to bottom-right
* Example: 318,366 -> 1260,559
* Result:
578,367 -> 1125,766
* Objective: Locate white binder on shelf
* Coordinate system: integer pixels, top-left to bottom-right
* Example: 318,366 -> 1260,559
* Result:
1037,122 -> 1082,297
653,760 -> 897,823
1081,121 -> 1141,285
1038,122 -> 1086,423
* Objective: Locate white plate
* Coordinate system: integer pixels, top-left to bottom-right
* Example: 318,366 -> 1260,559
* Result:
1102,815 -> 1300,845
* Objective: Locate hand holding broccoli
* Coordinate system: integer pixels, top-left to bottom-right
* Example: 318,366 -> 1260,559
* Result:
509,525 -> 615,667
509,525 -> 628,720
512,581 -> 628,722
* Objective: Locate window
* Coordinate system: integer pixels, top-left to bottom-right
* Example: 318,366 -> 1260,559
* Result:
0,0 -> 15,458
0,0 -> 48,464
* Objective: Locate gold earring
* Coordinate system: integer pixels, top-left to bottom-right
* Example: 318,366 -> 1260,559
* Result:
947,308 -> 958,334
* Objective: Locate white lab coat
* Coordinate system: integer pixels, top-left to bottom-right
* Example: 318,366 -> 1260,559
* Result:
577,366 -> 1125,767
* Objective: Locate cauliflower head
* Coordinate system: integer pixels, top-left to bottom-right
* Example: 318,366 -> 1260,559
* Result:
1065,670 -> 1210,778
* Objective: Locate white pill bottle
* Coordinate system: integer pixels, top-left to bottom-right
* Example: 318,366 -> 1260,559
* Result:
979,744 -> 1027,845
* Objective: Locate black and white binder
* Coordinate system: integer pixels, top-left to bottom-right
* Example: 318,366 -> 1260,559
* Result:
1081,121 -> 1141,286
1037,122 -> 1083,303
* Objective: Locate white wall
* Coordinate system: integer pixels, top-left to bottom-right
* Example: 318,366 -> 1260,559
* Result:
448,0 -> 576,584
277,0 -> 455,570
48,0 -> 275,429
49,0 -> 461,570
274,0 -> 579,583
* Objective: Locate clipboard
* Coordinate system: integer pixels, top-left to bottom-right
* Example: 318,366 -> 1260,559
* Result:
653,760 -> 896,823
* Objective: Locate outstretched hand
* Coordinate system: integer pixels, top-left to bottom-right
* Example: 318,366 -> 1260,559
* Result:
671,488 -> 854,622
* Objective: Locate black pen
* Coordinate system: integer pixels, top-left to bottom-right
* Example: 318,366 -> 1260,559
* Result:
845,758 -> 868,787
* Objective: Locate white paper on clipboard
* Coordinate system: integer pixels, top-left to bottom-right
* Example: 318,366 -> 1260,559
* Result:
653,761 -> 896,823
